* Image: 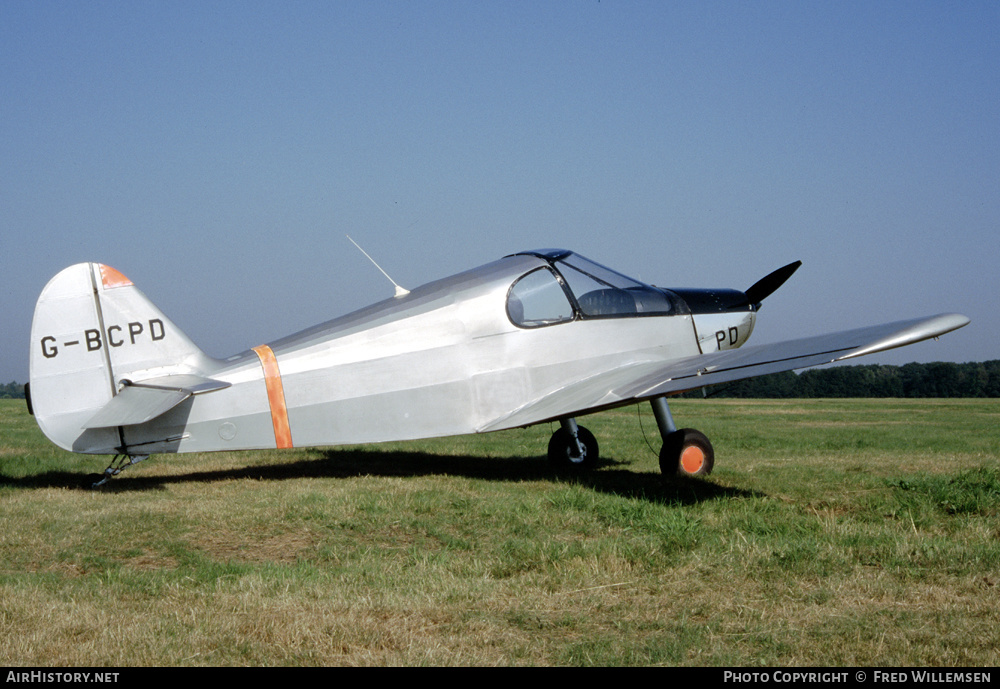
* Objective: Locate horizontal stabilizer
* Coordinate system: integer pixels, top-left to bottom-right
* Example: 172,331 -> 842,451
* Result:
83,375 -> 230,429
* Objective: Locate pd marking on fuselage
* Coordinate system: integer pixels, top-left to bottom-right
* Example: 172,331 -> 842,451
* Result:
715,327 -> 739,349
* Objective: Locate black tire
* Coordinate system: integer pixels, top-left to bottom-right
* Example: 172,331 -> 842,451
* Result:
548,425 -> 599,469
659,428 -> 714,476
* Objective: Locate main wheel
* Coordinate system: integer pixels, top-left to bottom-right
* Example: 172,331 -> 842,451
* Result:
548,426 -> 599,469
660,428 -> 714,476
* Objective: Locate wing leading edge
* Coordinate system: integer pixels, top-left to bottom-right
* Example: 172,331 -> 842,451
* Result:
479,313 -> 970,432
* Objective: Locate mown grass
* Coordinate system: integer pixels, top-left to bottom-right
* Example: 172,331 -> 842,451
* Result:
0,398 -> 998,666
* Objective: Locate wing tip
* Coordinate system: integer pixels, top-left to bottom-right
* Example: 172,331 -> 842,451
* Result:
838,313 -> 970,361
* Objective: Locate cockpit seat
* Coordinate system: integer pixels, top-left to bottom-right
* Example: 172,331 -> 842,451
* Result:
577,289 -> 637,316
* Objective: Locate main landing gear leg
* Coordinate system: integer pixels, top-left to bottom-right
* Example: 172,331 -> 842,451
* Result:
548,417 -> 599,469
651,396 -> 714,477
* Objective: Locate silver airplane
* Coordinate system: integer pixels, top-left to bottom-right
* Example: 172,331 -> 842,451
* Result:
27,249 -> 969,486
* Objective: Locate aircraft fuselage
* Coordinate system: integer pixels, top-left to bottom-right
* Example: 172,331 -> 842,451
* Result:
34,252 -> 754,455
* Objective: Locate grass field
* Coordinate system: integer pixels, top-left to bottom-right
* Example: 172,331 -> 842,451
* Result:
1,397 -> 998,666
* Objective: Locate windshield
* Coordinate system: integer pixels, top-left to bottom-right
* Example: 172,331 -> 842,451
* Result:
555,253 -> 678,317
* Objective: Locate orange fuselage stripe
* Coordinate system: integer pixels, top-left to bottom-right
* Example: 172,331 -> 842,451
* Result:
252,344 -> 293,449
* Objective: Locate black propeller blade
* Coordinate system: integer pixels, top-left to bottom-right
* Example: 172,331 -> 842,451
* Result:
744,260 -> 802,308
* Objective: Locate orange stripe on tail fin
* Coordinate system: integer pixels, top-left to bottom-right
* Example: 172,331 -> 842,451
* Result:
99,264 -> 133,289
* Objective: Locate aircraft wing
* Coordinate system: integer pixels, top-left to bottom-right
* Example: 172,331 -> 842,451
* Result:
479,313 -> 970,432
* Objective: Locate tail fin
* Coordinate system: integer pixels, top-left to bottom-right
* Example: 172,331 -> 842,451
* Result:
29,263 -> 214,453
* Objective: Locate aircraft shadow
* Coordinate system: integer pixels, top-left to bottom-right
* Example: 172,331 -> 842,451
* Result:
2,448 -> 760,505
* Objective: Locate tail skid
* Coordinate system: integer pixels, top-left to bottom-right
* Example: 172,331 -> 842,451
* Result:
29,263 -> 218,453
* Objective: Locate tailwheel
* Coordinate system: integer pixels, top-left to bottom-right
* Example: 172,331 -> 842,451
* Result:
660,429 -> 714,477
88,453 -> 150,488
548,424 -> 599,469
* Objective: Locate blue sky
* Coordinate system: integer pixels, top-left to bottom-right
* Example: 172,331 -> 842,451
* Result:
3,1 -> 997,384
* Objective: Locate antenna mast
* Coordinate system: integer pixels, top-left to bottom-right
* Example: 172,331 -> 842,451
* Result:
346,235 -> 410,298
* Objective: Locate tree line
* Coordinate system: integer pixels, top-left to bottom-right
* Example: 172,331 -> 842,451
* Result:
1,381 -> 26,399
3,361 -> 999,401
681,361 -> 1000,398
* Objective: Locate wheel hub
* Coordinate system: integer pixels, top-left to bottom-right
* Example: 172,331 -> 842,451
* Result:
680,445 -> 706,474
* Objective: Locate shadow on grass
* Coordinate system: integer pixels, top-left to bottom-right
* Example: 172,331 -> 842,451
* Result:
1,447 -> 761,505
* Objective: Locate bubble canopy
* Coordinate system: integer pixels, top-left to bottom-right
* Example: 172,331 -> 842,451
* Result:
505,250 -> 685,328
